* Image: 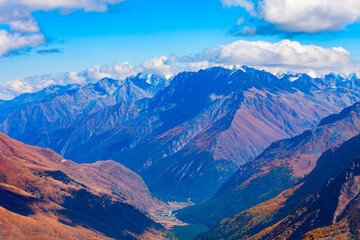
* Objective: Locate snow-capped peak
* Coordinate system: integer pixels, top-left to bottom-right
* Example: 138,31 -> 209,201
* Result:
307,71 -> 320,79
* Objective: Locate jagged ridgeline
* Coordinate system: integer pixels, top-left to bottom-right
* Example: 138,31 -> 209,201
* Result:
1,66 -> 360,203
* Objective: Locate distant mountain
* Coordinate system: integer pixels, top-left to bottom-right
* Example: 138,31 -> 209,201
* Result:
2,67 -> 360,201
0,74 -> 167,145
178,102 -> 360,226
198,133 -> 360,240
0,132 -> 167,239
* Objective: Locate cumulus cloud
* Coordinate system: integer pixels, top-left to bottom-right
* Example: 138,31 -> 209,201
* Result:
0,0 -> 126,57
224,0 -> 360,34
182,40 -> 359,75
81,62 -> 139,82
0,30 -> 45,56
0,7 -> 40,33
0,79 -> 34,99
142,56 -> 180,78
1,40 -> 359,99
260,0 -> 360,33
77,57 -> 179,82
0,58 -> 177,99
0,0 -> 126,30
195,40 -> 355,71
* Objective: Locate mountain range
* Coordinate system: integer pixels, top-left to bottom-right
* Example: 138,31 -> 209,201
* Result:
2,66 -> 360,239
1,67 -> 360,202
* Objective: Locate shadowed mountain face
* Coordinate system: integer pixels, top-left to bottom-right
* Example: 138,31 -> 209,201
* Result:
178,102 -> 360,225
0,133 -> 166,240
2,67 -> 360,201
198,133 -> 360,240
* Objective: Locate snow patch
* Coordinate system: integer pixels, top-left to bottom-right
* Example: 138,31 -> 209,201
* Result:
307,70 -> 320,78
210,93 -> 224,101
289,76 -> 300,82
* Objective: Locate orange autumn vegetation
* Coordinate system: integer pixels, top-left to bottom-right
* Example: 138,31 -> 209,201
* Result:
302,221 -> 350,240
0,132 -> 168,239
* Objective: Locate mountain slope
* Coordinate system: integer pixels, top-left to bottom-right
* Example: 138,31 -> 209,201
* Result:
199,133 -> 360,240
0,132 -> 167,239
260,159 -> 360,239
259,144 -> 360,239
178,102 -> 360,225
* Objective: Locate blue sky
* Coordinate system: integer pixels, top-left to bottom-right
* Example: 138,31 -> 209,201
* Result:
0,0 -> 360,99
0,0 -> 244,80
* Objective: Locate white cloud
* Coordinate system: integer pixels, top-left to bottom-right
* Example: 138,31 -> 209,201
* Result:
142,56 -> 179,78
0,30 -> 45,56
1,40 -> 359,99
0,58 -> 176,99
9,19 -> 40,33
185,61 -> 212,72
0,0 -> 125,12
0,0 -> 126,57
81,62 -> 139,82
260,0 -> 360,33
221,0 -> 255,15
197,40 -> 354,71
0,7 -> 40,33
0,0 -> 125,34
225,0 -> 360,34
0,79 -> 34,99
